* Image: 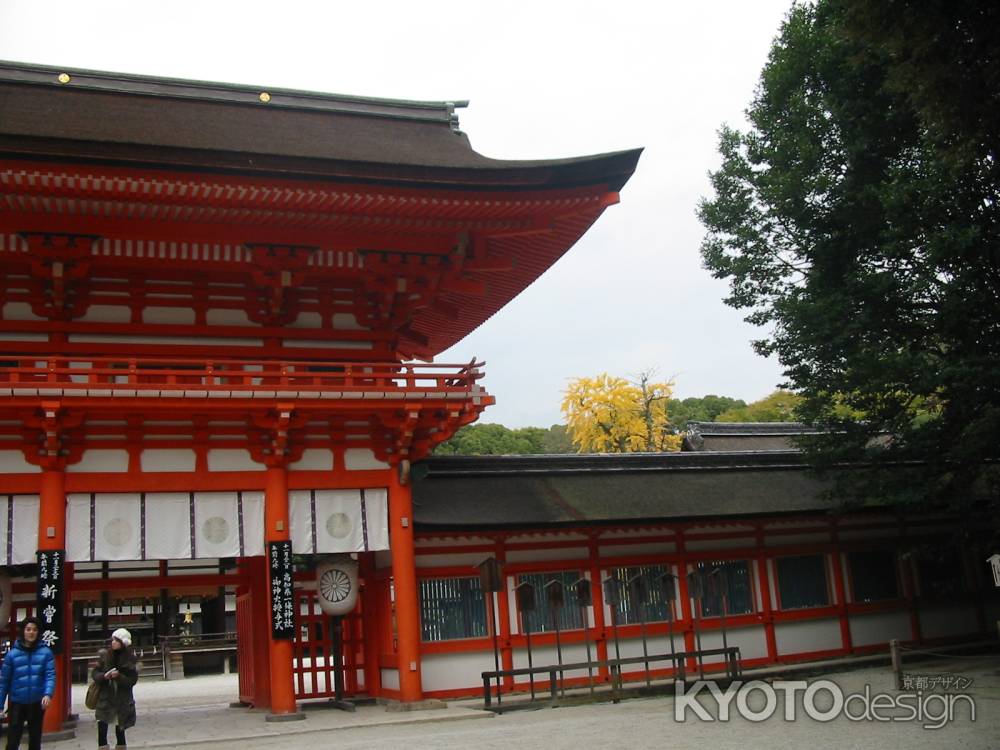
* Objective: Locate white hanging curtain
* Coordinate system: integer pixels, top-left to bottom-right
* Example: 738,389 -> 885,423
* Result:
289,488 -> 389,554
0,495 -> 40,565
66,490 -> 268,562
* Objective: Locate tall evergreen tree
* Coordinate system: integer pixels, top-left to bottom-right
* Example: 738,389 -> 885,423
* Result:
699,0 -> 1000,513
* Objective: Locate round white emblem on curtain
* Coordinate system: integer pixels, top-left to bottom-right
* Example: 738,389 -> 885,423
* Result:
103,519 -> 133,547
202,516 -> 231,545
325,512 -> 352,539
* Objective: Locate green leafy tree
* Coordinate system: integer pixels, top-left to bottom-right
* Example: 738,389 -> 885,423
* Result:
433,423 -> 548,455
698,0 -> 1000,513
716,390 -> 802,422
666,395 -> 748,430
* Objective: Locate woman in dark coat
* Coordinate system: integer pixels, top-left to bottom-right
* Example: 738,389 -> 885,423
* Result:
90,628 -> 138,750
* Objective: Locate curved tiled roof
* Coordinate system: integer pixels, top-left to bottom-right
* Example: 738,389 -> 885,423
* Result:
0,61 -> 641,191
412,452 -> 836,530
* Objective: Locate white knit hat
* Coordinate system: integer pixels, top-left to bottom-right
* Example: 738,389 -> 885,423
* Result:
111,628 -> 132,647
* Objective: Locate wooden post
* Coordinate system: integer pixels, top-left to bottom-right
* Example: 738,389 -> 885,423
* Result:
263,464 -> 301,719
388,468 -> 423,702
890,638 -> 903,690
38,466 -> 68,735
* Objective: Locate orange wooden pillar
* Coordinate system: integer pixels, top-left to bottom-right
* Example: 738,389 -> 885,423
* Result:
494,542 -> 514,690
388,469 -> 423,702
38,467 -> 68,734
263,464 -> 302,720
588,536 -> 610,681
358,554 -> 382,697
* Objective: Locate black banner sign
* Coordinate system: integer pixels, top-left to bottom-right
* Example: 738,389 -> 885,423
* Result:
36,549 -> 65,654
268,540 -> 295,640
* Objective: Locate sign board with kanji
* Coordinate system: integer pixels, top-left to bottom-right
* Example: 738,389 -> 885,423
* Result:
36,549 -> 65,654
268,540 -> 295,639
988,554 -> 1000,588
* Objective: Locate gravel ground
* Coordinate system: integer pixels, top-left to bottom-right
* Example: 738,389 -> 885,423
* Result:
65,657 -> 998,750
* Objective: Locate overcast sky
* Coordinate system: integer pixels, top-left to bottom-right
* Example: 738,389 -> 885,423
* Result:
0,0 -> 792,428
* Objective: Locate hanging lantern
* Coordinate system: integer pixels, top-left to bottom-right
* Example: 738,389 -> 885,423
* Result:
315,555 -> 359,616
0,570 -> 11,628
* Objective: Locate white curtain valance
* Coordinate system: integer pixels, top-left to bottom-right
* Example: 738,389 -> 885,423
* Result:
66,491 -> 266,562
290,488 -> 389,554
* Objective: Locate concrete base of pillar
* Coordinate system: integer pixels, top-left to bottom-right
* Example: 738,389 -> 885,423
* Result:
264,711 -> 306,722
379,698 -> 447,712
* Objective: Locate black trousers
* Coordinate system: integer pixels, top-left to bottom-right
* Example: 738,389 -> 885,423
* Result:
97,720 -> 126,747
6,701 -> 44,750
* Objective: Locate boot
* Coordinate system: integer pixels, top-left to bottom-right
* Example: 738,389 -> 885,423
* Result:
98,746 -> 110,750
114,746 -> 127,750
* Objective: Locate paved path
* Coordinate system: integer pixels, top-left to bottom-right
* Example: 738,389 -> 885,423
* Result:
53,657 -> 998,749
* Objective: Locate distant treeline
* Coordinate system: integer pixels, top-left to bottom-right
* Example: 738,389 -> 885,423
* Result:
434,391 -> 800,455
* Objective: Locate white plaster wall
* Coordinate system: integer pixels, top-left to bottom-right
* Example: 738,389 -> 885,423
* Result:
0,332 -> 47,342
0,451 -> 40,473
289,311 -> 323,329
78,305 -> 131,323
416,536 -> 492,548
511,643 -> 593,681
774,618 -> 842,655
380,668 -> 400,691
608,633 -> 686,661
684,625 -> 768,661
849,611 -> 912,647
2,302 -> 43,320
421,652 -> 493,692
685,537 -> 755,551
764,532 -> 830,547
69,334 -> 262,346
206,309 -> 256,326
284,338 -> 372,350
207,449 -> 261,472
289,449 -> 333,471
919,605 -> 979,640
505,547 -> 589,563
344,449 -> 388,470
67,449 -> 129,473
416,552 -> 489,568
140,448 -> 196,472
332,313 -> 366,330
599,542 -> 675,557
505,532 -> 588,545
142,306 -> 195,325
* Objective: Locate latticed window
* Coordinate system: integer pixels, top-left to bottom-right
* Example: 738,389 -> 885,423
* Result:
849,548 -> 899,602
517,571 -> 585,634
775,554 -> 830,609
608,564 -> 672,624
694,559 -> 753,617
418,577 -> 487,642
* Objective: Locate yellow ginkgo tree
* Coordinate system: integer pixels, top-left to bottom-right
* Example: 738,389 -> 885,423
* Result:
560,370 -> 682,453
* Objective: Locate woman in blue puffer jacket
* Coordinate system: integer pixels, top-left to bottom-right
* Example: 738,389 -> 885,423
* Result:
0,616 -> 56,750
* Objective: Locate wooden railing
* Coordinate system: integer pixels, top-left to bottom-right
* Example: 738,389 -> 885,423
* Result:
481,646 -> 742,712
0,356 -> 486,398
71,632 -> 237,681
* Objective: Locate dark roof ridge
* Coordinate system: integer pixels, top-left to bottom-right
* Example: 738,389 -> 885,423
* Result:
418,450 -> 805,476
687,421 -> 817,435
0,60 -> 465,125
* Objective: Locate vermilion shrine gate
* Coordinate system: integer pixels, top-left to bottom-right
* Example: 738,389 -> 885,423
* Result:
0,61 -> 639,732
